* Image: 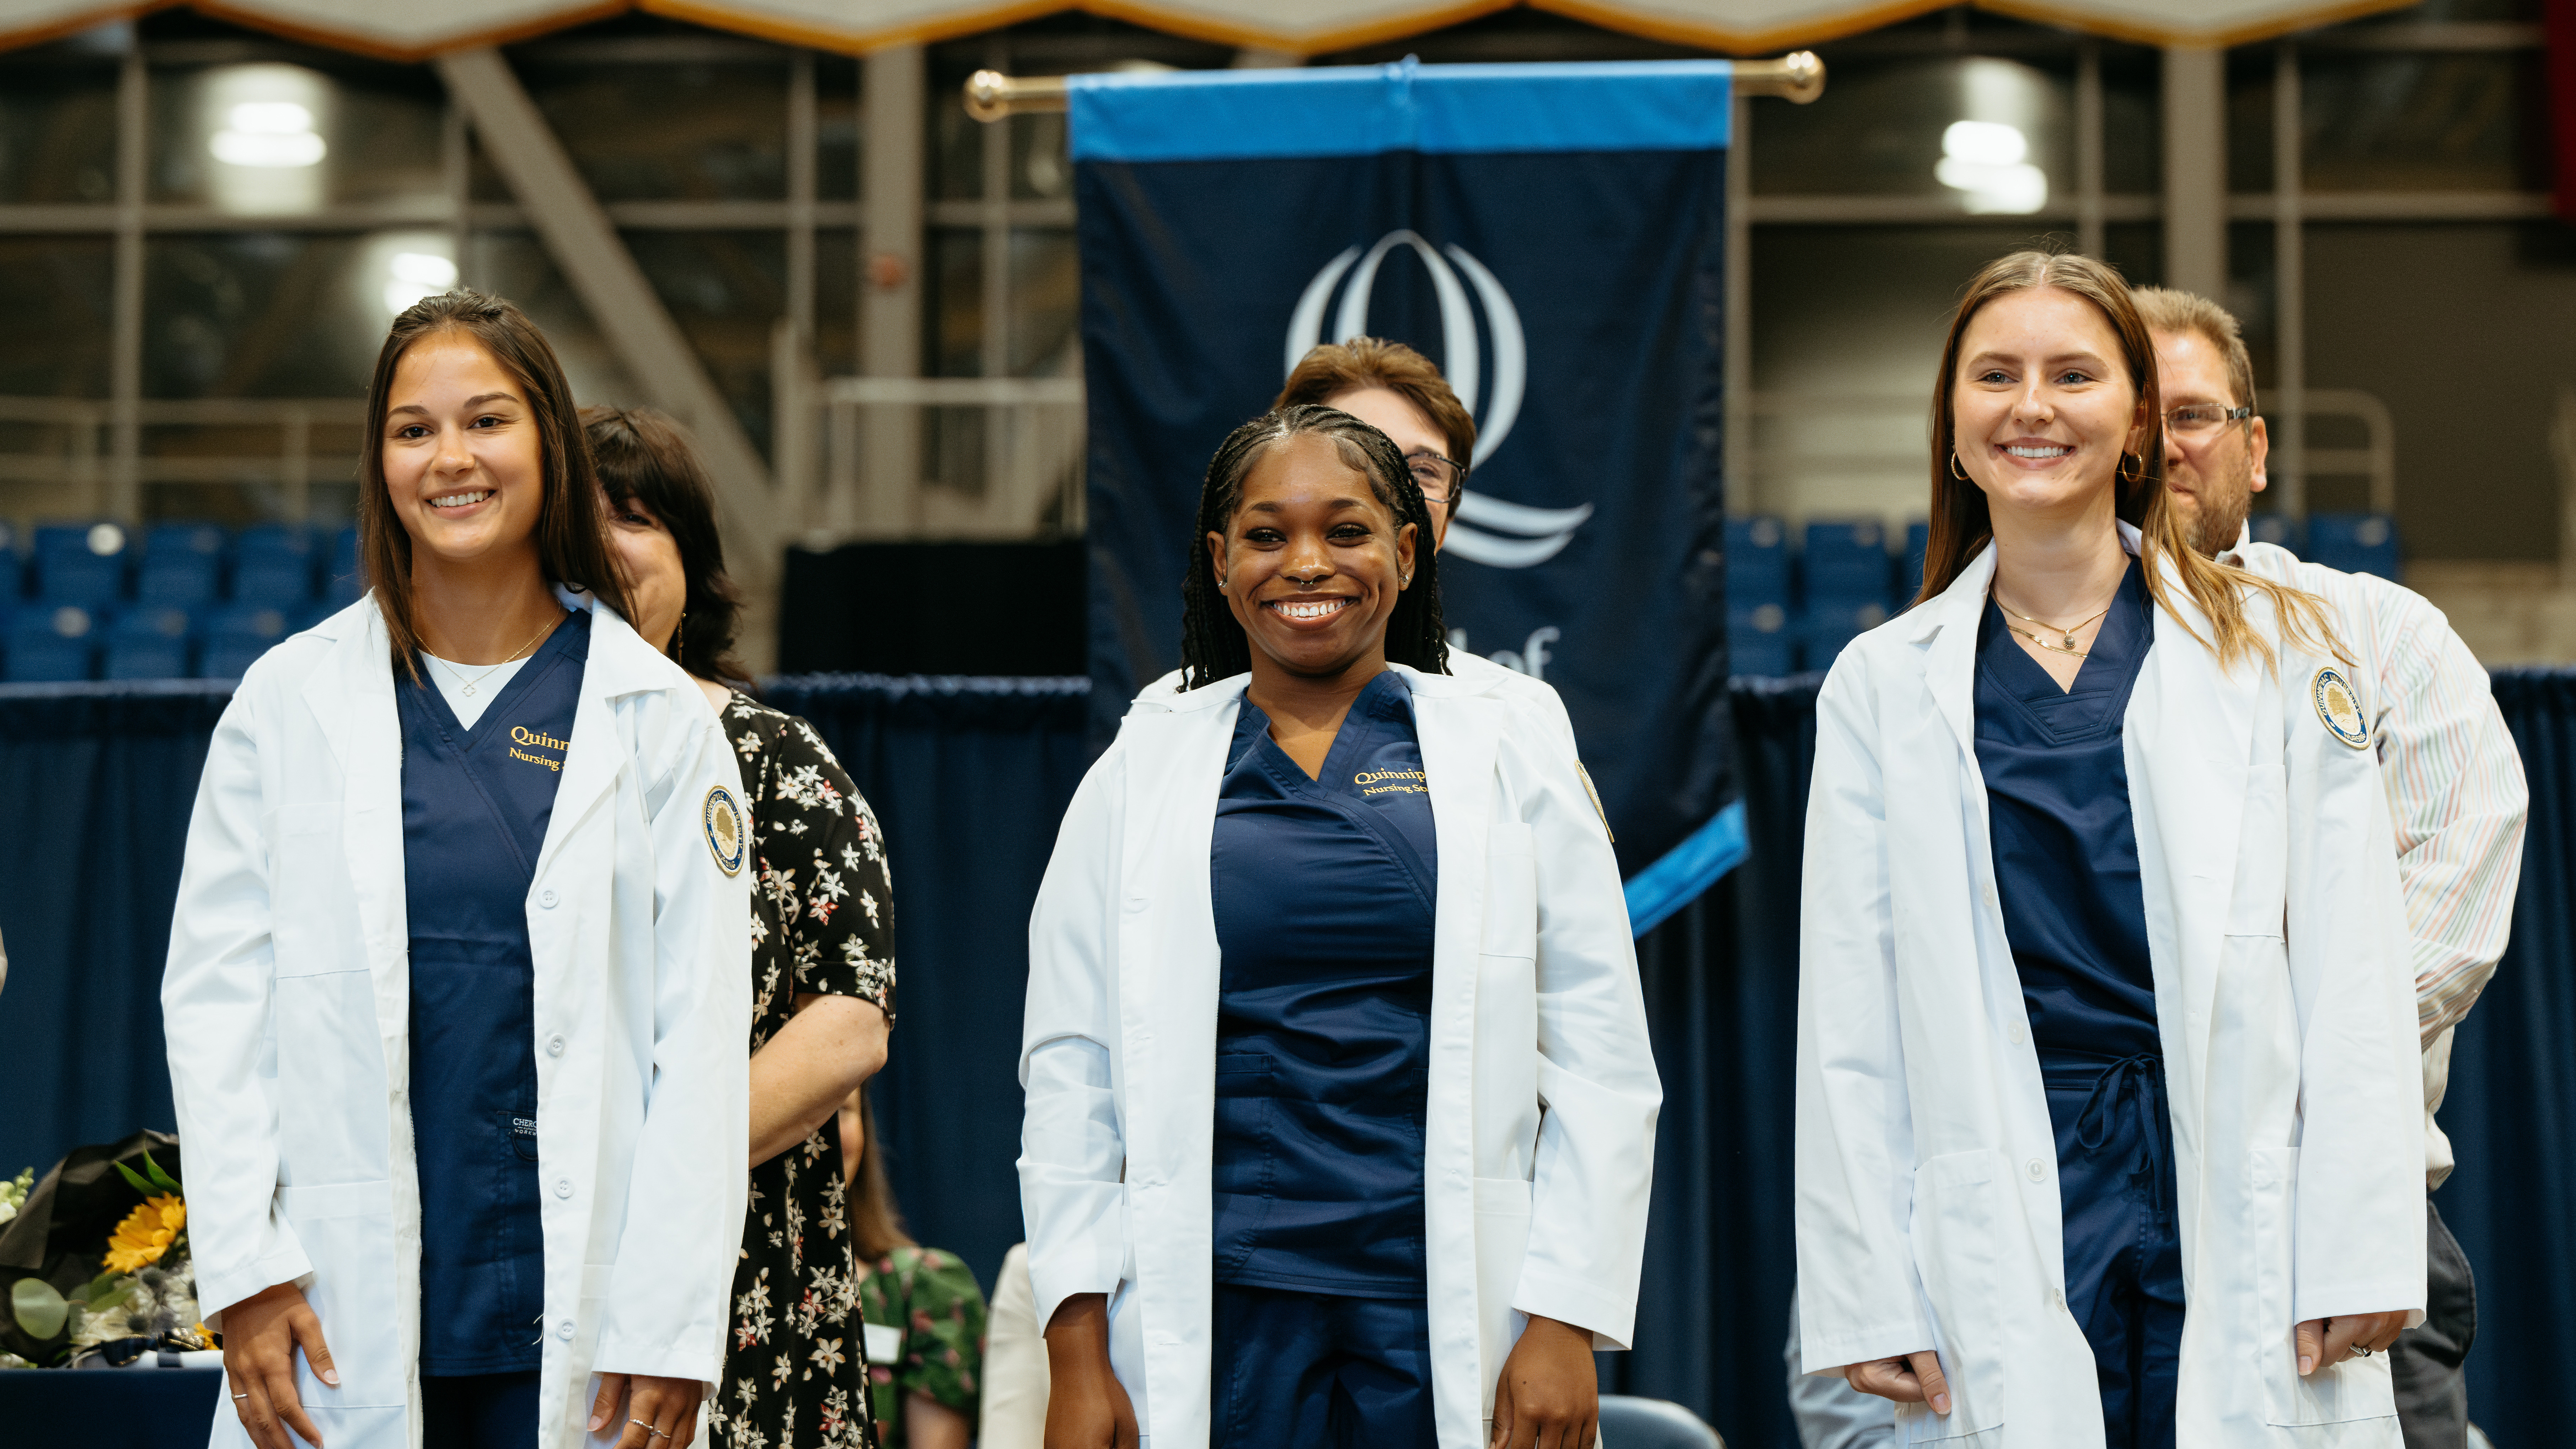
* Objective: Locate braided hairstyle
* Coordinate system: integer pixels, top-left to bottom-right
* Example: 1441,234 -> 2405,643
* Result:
1180,403 -> 1450,690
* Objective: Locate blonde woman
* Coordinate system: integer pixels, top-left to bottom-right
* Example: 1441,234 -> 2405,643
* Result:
1794,252 -> 2424,1447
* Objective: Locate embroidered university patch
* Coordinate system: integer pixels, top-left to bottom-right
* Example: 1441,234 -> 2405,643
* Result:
703,785 -> 747,875
2311,667 -> 2371,751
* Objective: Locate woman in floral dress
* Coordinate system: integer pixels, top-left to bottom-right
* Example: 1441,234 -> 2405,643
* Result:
839,1088 -> 988,1449
587,407 -> 895,1449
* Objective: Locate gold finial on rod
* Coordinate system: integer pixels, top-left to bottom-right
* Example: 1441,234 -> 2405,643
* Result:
1732,51 -> 1825,103
963,53 -> 1826,122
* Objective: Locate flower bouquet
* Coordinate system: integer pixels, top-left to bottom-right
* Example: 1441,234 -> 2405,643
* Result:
0,1129 -> 210,1369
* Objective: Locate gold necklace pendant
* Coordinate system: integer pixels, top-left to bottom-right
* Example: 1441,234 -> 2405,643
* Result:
2005,621 -> 2090,658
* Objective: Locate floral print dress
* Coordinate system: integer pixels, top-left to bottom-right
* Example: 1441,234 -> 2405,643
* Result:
857,1247 -> 989,1447
713,693 -> 897,1449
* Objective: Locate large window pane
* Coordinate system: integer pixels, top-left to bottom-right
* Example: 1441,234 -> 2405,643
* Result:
145,232 -> 414,396
515,60 -> 788,202
2304,223 -> 2576,561
0,60 -> 116,204
928,227 -> 983,377
1753,55 -> 2073,215
465,230 -> 643,408
625,230 -> 785,457
1008,229 -> 1079,374
0,239 -> 112,395
1749,224 -> 2076,523
150,61 -> 444,211
2300,51 -> 2544,193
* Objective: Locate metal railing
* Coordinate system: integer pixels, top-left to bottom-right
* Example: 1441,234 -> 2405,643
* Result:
1741,388 -> 2395,524
0,397 -> 366,525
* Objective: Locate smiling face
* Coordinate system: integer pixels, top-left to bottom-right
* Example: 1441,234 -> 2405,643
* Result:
380,333 -> 546,570
602,487 -> 686,650
1206,431 -> 1418,681
1950,285 -> 2148,526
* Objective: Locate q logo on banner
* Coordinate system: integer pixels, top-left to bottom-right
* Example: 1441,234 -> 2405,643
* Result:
1285,231 -> 1594,568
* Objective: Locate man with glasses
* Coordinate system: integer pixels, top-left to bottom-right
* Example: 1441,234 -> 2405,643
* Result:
2138,285 -> 2526,1449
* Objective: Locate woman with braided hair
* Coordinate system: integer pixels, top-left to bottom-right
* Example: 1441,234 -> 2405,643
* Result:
1019,404 -> 1659,1449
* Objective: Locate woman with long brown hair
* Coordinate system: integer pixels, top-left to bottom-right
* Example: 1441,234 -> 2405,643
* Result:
164,291 -> 750,1449
1792,251 -> 2426,1447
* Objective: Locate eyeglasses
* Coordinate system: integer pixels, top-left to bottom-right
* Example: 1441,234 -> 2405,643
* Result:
2165,402 -> 2254,437
1405,450 -> 1467,503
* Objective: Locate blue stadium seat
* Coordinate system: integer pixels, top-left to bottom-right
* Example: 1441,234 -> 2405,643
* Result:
5,603 -> 102,682
232,524 -> 316,605
2307,514 -> 2398,580
1728,601 -> 1794,677
323,526 -> 364,605
1802,519 -> 1895,610
2246,512 -> 2304,555
138,521 -> 227,607
33,521 -> 129,608
202,602 -> 298,678
1804,598 -> 1892,670
1725,516 -> 1791,610
103,605 -> 194,680
0,524 -> 22,627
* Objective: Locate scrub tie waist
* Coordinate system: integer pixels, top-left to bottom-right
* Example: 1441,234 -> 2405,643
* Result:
2060,1052 -> 2173,1222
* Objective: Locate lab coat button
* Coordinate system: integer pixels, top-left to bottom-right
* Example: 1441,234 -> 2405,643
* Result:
2026,1159 -> 2047,1182
2007,1021 -> 2027,1046
553,1178 -> 574,1199
546,1034 -> 566,1057
2051,1288 -> 2066,1309
556,1319 -> 575,1341
539,888 -> 559,908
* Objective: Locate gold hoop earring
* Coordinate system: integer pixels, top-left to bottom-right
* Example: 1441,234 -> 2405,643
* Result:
2117,452 -> 2144,485
1949,452 -> 1969,481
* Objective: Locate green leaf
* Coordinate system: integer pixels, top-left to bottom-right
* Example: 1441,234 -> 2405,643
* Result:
141,1154 -> 181,1195
113,1161 -> 153,1197
9,1278 -> 65,1341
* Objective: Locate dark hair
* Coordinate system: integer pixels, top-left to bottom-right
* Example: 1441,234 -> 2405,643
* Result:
1275,336 -> 1477,469
1180,404 -> 1448,690
845,1085 -> 914,1263
582,404 -> 753,687
357,289 -> 632,675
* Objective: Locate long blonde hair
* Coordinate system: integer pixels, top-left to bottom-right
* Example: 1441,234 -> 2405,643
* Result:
1917,251 -> 2337,670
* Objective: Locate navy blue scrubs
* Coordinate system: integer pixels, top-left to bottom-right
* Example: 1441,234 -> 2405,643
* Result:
1974,561 -> 2184,1449
1206,670 -> 1438,1448
400,610 -> 587,1446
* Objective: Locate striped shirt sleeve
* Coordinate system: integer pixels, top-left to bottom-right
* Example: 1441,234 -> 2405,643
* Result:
2350,573 -> 2529,1045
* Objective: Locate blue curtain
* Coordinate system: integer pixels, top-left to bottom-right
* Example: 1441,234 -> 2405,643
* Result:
2,672 -> 2571,1449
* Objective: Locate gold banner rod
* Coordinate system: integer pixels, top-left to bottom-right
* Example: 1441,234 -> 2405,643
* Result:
965,51 -> 1823,122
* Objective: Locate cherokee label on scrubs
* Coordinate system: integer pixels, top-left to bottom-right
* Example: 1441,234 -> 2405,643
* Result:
2312,666 -> 2371,750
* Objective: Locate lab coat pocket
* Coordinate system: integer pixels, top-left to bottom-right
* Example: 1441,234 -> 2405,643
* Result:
271,803 -> 365,977
1900,1152 -> 2008,1443
2251,1148 -> 2400,1431
271,967 -> 392,1176
275,1180 -> 405,1408
1481,823 -> 1538,960
2227,761 -> 2288,938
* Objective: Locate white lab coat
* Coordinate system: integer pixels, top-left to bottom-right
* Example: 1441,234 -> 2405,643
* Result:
1019,662 -> 1659,1449
161,591 -> 751,1449
1795,534 -> 2427,1447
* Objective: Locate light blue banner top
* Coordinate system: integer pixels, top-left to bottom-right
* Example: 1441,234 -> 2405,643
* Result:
1068,58 -> 1732,163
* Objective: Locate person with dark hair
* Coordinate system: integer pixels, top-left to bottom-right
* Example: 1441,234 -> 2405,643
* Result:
830,1087 -> 988,1449
583,405 -> 896,1449
1796,251 -> 2426,1447
163,291 -> 750,1449
1021,404 -> 1659,1449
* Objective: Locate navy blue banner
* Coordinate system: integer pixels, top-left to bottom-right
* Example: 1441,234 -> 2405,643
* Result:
1075,59 -> 1741,927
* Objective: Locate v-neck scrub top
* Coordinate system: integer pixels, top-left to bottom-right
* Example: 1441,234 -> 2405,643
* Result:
398,609 -> 588,1375
1974,558 -> 2160,1063
1208,670 -> 1438,1298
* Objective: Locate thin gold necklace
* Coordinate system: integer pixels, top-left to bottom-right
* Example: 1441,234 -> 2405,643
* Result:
1992,592 -> 2114,658
428,609 -> 563,698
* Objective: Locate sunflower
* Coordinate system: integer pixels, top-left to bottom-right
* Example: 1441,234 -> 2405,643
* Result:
103,1193 -> 186,1274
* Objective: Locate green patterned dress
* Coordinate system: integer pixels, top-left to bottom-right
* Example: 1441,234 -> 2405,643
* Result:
713,693 -> 897,1449
858,1247 -> 989,1448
